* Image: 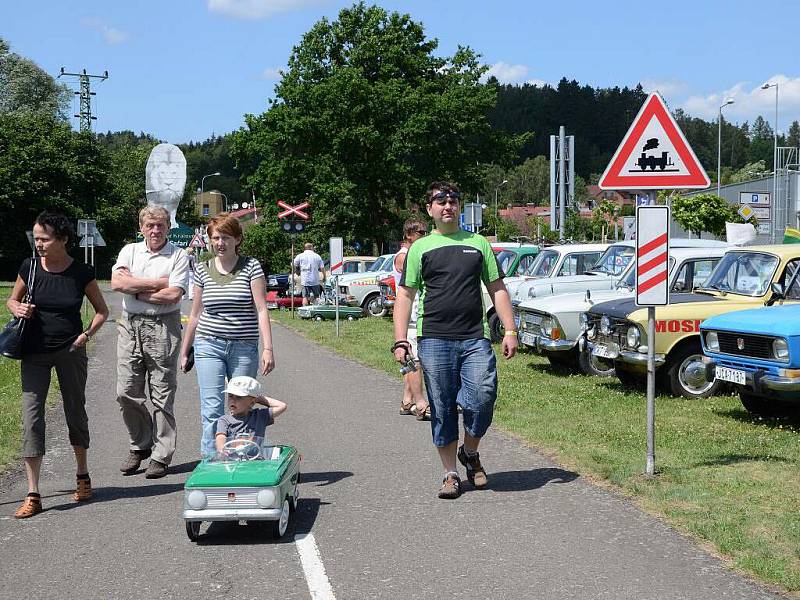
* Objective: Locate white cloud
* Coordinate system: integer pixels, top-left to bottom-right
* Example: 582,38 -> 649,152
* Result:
482,62 -> 529,84
524,78 -> 549,88
640,78 -> 688,98
261,67 -> 283,80
208,0 -> 325,19
81,18 -> 130,45
681,75 -> 800,132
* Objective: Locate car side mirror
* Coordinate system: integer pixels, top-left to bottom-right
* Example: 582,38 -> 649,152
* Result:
767,282 -> 785,306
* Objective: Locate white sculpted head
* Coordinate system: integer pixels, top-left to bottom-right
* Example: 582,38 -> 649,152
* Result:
145,143 -> 187,229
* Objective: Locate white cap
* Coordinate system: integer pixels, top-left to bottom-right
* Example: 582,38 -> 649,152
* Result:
223,376 -> 262,397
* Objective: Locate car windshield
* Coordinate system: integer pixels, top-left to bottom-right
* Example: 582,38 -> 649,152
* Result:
209,435 -> 283,463
367,257 -> 389,272
495,250 -> 517,275
592,245 -> 634,275
701,252 -> 779,296
524,249 -> 559,277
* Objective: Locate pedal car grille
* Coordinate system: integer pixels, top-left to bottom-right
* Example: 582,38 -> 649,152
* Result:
206,488 -> 260,509
717,332 -> 773,359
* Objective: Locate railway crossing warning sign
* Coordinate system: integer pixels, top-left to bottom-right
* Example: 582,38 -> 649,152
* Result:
635,205 -> 671,306
599,93 -> 710,190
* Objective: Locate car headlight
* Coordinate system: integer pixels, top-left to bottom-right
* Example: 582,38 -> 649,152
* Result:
527,287 -> 536,299
600,315 -> 611,336
268,276 -> 278,286
705,331 -> 719,352
187,490 -> 207,510
541,317 -> 554,336
579,313 -> 589,332
256,488 -> 277,508
626,326 -> 640,349
773,338 -> 789,361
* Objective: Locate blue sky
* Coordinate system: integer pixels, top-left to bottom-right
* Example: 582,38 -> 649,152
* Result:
3,0 -> 799,143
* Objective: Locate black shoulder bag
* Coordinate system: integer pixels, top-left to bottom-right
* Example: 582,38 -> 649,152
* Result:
0,257 -> 36,360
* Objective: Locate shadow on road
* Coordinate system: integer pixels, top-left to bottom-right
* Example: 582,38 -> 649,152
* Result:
43,482 -> 185,512
484,467 -> 579,492
196,497 -> 329,546
300,470 -> 353,487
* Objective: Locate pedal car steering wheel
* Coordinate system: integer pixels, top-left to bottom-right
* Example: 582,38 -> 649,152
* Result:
222,438 -> 260,461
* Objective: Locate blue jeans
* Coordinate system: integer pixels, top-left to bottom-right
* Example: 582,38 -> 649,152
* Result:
417,337 -> 498,448
194,335 -> 259,455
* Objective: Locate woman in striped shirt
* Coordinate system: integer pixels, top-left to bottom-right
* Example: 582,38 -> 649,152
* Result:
179,213 -> 275,456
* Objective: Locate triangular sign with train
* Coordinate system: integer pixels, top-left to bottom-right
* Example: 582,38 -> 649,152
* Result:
599,92 -> 710,190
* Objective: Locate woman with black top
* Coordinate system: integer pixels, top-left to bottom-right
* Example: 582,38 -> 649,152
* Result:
6,212 -> 108,518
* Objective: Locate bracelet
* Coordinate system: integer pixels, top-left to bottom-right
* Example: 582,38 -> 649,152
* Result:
83,330 -> 92,339
263,348 -> 273,352
391,340 -> 411,353
504,330 -> 518,337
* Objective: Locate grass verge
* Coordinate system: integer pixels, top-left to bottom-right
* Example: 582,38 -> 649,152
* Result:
270,309 -> 800,594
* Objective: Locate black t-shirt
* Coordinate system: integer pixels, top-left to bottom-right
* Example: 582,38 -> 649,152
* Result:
18,257 -> 95,354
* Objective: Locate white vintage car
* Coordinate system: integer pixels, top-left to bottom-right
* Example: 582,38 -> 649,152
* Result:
504,243 -> 611,304
336,254 -> 396,317
515,242 -> 729,375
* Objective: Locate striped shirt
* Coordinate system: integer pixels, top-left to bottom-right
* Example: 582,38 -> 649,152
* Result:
196,256 -> 265,340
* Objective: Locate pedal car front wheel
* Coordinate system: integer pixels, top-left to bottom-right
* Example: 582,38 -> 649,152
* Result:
270,498 -> 291,538
186,520 -> 201,542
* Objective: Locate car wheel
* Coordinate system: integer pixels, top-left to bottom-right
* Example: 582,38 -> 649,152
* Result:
740,392 -> 799,418
365,294 -> 388,318
314,315 -> 323,322
271,498 -> 291,538
488,312 -> 504,343
666,342 -> 721,399
185,521 -> 201,542
347,315 -> 355,321
577,348 -> 615,377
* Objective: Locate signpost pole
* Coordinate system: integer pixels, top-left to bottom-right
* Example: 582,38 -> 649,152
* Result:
290,236 -> 295,320
334,276 -> 339,338
646,303 -> 656,476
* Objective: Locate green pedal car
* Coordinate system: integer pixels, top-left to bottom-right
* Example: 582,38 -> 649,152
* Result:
297,304 -> 364,321
182,437 -> 301,542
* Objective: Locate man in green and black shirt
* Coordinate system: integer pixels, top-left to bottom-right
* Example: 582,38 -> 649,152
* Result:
393,182 -> 518,499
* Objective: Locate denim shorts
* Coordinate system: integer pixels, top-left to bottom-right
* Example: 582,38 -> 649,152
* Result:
417,337 -> 498,447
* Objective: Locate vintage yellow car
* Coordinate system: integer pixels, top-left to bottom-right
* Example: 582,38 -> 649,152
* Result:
583,245 -> 800,399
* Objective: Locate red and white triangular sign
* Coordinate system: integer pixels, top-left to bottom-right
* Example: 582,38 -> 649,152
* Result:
599,93 -> 710,190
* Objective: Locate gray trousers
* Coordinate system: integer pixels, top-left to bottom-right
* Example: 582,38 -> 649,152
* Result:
21,345 -> 89,457
116,311 -> 181,464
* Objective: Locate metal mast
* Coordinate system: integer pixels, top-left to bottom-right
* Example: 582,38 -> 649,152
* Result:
57,68 -> 109,132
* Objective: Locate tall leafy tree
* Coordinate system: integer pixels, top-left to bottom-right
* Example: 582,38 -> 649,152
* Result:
0,38 -> 70,119
231,2 -> 523,252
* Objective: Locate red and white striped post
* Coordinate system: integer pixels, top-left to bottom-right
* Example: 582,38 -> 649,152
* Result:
636,203 -> 670,475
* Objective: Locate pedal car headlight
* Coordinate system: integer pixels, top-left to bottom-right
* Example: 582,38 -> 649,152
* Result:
257,488 -> 277,508
705,331 -> 719,352
773,338 -> 789,361
626,326 -> 640,349
187,490 -> 207,510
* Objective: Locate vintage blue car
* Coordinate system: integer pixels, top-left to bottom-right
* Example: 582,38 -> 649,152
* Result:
701,303 -> 800,417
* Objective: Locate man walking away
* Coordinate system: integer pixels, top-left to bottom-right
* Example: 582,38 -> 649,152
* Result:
111,206 -> 189,479
393,182 -> 518,499
293,242 -> 325,306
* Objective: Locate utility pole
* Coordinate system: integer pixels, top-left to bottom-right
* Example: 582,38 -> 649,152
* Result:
58,68 -> 109,132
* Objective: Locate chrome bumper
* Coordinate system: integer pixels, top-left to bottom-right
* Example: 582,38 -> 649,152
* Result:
584,341 -> 665,366
519,330 -> 576,352
182,508 -> 282,521
705,359 -> 800,393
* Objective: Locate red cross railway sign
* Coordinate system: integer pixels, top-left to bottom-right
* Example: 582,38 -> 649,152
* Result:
277,200 -> 310,220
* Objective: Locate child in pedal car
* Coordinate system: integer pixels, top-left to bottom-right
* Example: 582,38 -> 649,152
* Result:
214,376 -> 287,456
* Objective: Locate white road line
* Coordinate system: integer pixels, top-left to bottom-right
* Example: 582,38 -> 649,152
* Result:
295,533 -> 337,600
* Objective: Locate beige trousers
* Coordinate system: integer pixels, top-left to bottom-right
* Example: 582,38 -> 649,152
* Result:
116,311 -> 181,464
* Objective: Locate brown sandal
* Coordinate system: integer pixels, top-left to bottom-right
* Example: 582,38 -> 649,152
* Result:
415,405 -> 431,421
73,475 -> 92,502
399,402 -> 414,415
14,493 -> 42,519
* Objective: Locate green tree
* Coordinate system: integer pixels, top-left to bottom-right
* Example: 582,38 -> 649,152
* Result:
231,2 -> 523,255
671,193 -> 744,238
0,38 -> 70,119
729,160 -> 768,183
787,120 -> 800,149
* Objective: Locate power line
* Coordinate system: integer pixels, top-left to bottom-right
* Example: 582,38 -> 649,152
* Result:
57,67 -> 109,132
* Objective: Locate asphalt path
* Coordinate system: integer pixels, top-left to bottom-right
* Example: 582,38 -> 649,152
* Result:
0,291 -> 786,599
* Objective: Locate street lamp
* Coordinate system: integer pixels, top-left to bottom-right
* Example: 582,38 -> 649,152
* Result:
210,190 -> 228,212
201,171 -> 221,195
761,82 -> 779,241
717,98 -> 735,197
494,179 -> 508,237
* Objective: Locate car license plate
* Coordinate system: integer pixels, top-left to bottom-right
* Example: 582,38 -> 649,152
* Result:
519,331 -> 536,347
592,343 -> 619,359
715,366 -> 746,385
267,302 -> 278,309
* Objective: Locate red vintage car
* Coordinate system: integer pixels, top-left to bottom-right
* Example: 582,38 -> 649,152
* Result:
266,290 -> 302,309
